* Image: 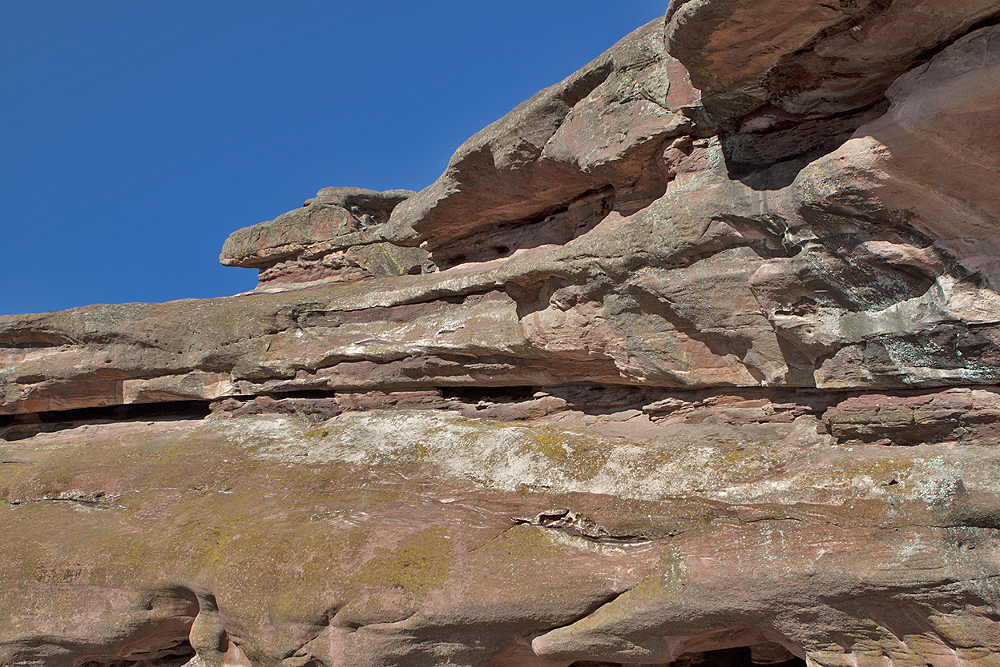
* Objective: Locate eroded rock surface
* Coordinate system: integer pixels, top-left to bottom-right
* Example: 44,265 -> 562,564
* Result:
4,410 -> 1000,667
3,2 -> 1000,666
220,187 -> 430,287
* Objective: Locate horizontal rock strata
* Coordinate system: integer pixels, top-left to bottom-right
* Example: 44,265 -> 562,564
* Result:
3,409 -> 999,667
3,2 -> 1000,667
220,187 -> 431,288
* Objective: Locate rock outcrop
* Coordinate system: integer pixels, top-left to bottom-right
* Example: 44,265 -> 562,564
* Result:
220,187 -> 430,288
3,2 -> 1000,667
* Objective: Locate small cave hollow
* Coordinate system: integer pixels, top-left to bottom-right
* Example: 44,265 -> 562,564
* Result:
76,636 -> 197,667
0,400 -> 213,442
439,385 -> 537,403
568,645 -> 807,667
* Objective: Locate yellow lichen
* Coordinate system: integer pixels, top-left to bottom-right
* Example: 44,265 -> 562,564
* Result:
358,525 -> 452,596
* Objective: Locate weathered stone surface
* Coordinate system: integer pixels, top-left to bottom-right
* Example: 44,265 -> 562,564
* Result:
3,13 -> 1000,416
664,0 -> 1000,119
824,387 -> 1000,445
220,187 -> 427,287
4,2 -> 1000,666
802,22 -> 1000,289
383,18 -> 704,265
2,410 -> 999,666
665,0 -> 1000,180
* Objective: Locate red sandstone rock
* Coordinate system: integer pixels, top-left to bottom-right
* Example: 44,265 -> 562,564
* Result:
3,411 -> 999,666
383,18 -> 704,264
3,3 -> 1000,666
220,187 -> 428,288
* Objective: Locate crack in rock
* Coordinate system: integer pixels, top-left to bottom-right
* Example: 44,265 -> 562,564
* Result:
513,508 -> 653,544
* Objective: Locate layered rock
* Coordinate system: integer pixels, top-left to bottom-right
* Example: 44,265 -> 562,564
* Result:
5,17 -> 1000,415
383,17 -> 706,267
3,2 -> 1000,667
4,408 -> 1000,667
220,187 -> 431,288
664,0 -> 1000,177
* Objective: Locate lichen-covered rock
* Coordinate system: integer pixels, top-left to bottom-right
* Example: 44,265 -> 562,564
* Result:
4,2 -> 1000,666
2,410 -> 999,666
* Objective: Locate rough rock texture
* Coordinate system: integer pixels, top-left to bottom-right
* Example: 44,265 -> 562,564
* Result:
383,17 -> 705,267
4,410 -> 1000,667
3,2 -> 1000,667
220,187 -> 430,287
664,0 -> 1000,177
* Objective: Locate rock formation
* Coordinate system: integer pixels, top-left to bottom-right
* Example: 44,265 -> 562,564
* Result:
219,187 -> 430,288
2,2 -> 1000,666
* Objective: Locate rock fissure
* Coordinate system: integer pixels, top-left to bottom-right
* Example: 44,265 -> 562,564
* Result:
513,509 -> 655,544
12,383 -> 1000,450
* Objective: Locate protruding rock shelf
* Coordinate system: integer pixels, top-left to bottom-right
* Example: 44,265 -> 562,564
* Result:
3,2 -> 1000,666
220,187 -> 430,287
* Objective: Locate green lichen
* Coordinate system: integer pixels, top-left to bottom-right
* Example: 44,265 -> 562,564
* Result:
358,525 -> 452,596
522,425 -> 610,479
363,593 -> 384,614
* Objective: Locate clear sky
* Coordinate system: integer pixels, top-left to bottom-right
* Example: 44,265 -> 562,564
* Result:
1,2 -> 665,316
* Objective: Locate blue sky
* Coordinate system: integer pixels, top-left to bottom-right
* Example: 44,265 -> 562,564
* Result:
1,2 -> 664,316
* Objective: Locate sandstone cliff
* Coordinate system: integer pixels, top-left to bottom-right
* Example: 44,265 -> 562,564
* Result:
3,2 -> 1000,667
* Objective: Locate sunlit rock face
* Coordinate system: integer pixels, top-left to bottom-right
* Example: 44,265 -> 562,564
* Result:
3,2 -> 1000,666
219,187 -> 431,288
